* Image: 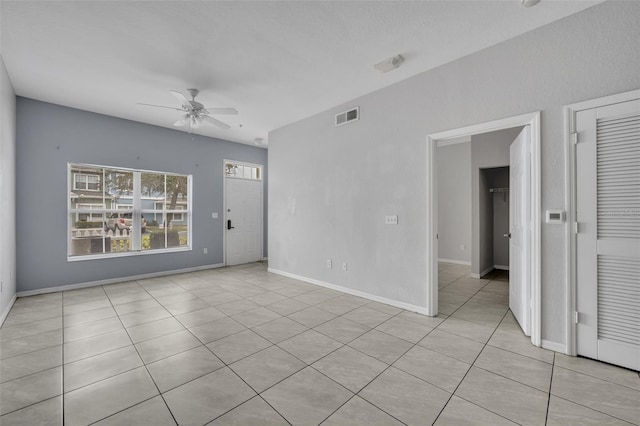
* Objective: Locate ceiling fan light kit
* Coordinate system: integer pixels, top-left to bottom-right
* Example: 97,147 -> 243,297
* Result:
374,54 -> 405,73
138,88 -> 238,133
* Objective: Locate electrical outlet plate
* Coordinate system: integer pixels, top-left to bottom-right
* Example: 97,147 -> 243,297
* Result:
203,248 -> 208,254
385,215 -> 398,225
342,262 -> 348,271
326,259 -> 332,268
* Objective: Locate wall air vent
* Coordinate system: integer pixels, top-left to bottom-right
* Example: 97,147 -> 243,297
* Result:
335,107 -> 359,127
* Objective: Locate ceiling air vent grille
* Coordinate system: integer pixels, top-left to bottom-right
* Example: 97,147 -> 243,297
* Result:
335,107 -> 359,127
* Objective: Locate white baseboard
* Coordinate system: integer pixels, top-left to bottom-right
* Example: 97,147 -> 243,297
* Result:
16,263 -> 225,297
268,268 -> 432,316
261,257 -> 268,262
0,294 -> 17,327
541,339 -> 567,354
470,266 -> 495,279
438,258 -> 471,266
494,265 -> 510,270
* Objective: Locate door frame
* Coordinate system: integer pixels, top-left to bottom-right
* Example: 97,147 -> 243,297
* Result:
223,159 -> 264,266
564,89 -> 640,356
426,111 -> 541,347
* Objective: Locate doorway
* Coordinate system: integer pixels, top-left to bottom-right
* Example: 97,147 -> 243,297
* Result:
427,112 -> 541,347
224,160 -> 264,266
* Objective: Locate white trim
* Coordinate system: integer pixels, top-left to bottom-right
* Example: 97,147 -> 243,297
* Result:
67,246 -> 191,262
541,339 -> 567,354
427,111 -> 542,347
564,89 -> 640,357
16,263 -> 225,297
438,258 -> 471,266
0,295 -> 17,327
268,268 -> 432,316
470,265 -> 494,279
494,265 -> 510,271
262,257 -> 268,261
436,135 -> 471,147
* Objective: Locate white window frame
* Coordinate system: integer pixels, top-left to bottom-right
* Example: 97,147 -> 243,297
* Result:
73,173 -> 100,191
75,203 -> 105,222
68,163 -> 192,261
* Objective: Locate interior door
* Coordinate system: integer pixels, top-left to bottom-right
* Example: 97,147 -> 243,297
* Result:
509,126 -> 531,336
576,98 -> 640,371
225,177 -> 263,266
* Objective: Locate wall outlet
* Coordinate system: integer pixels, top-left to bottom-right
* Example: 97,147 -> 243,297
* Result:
460,244 -> 465,250
212,212 -> 218,219
385,215 -> 398,225
203,248 -> 208,254
342,262 -> 348,272
326,259 -> 332,269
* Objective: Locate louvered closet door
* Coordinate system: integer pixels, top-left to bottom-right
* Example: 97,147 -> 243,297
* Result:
576,98 -> 640,371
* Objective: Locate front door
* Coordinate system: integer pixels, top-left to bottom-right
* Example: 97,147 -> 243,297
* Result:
225,164 -> 263,266
576,98 -> 640,371
509,126 -> 531,336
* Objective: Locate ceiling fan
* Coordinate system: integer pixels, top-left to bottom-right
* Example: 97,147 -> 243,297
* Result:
138,89 -> 238,132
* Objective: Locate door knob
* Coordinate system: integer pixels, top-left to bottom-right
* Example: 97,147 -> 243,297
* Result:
227,219 -> 235,230
504,233 -> 511,239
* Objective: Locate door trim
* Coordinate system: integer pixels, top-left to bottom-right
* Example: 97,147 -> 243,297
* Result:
223,159 -> 264,266
564,89 -> 640,357
426,111 -> 541,347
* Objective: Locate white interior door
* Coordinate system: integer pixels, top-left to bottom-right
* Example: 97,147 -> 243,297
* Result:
225,177 -> 263,266
576,98 -> 640,371
509,126 -> 531,336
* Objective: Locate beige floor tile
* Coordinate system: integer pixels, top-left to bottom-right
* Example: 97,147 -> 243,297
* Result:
64,306 -> 116,327
64,345 -> 143,392
0,345 -> 62,383
278,329 -> 342,364
546,395 -> 634,426
349,329 -> 413,364
210,396 -> 289,425
0,329 -> 62,360
313,316 -> 370,344
376,316 -> 433,343
126,316 -> 185,343
175,306 -> 226,328
216,299 -> 261,316
135,329 -> 201,364
0,367 -> 62,416
230,346 -> 305,392
232,306 -> 282,328
437,317 -> 495,343
342,307 -> 392,328
163,367 -> 256,425
163,297 -> 211,315
323,395 -> 404,426
555,353 -> 640,391
475,345 -> 553,391
551,366 -> 640,424
434,396 -> 518,426
64,367 -> 158,426
189,316 -> 247,344
207,329 -> 273,363
262,367 -> 353,425
455,367 -> 548,426
265,298 -> 310,316
118,306 -> 171,328
64,316 -> 124,343
312,346 -> 388,392
360,367 -> 451,425
93,396 -> 176,426
0,316 -> 63,341
418,329 -> 484,364
147,346 -> 224,392
111,298 -> 162,315
487,329 -> 554,364
287,306 -> 336,328
0,395 -> 62,426
64,329 -> 131,364
393,345 -> 471,392
62,299 -> 112,315
252,317 -> 308,344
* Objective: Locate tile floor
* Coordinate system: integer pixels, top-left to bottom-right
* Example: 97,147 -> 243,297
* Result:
1,262 -> 639,425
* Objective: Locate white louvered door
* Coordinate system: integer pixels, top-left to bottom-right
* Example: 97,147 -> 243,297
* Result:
576,98 -> 640,371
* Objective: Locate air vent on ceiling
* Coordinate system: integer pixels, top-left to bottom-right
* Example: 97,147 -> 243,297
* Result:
335,107 -> 359,127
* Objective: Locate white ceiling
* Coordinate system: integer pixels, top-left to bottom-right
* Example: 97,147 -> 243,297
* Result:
1,1 -> 600,147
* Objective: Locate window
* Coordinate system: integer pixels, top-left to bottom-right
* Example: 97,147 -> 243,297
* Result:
225,162 -> 261,180
73,173 -> 100,191
68,163 -> 191,260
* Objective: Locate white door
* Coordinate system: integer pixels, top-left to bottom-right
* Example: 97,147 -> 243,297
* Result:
509,126 -> 531,336
225,177 -> 263,266
576,98 -> 640,371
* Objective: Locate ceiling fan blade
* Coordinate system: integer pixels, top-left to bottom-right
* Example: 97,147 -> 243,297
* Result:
137,103 -> 183,112
191,115 -> 202,129
203,115 -> 231,129
169,90 -> 194,111
205,108 -> 238,115
173,114 -> 189,127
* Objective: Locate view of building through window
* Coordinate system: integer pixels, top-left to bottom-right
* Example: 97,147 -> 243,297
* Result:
68,164 -> 191,258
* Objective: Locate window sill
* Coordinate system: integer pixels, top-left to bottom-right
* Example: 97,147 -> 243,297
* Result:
67,246 -> 192,262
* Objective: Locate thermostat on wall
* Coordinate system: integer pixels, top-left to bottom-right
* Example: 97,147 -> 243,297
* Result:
546,210 -> 565,224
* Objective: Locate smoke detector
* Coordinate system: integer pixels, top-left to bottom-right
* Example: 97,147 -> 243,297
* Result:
522,0 -> 541,7
374,54 -> 405,73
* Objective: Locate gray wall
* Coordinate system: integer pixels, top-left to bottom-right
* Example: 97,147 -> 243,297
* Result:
268,1 -> 640,346
0,56 -> 16,320
471,127 -> 522,276
16,98 -> 268,293
437,141 -> 471,264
